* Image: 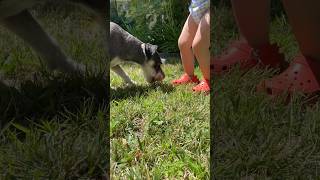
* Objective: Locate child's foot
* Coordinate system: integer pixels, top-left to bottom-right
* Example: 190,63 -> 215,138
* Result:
257,55 -> 320,96
171,73 -> 200,85
192,79 -> 210,93
211,40 -> 287,75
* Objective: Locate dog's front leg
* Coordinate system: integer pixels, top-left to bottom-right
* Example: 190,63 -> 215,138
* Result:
0,10 -> 84,74
111,65 -> 136,86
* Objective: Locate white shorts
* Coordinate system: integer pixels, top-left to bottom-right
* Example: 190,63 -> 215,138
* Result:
189,0 -> 210,24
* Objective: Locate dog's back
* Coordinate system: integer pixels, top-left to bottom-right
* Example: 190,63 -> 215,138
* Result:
110,22 -> 144,61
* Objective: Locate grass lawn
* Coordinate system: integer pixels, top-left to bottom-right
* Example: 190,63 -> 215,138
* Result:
213,6 -> 320,178
110,60 -> 210,179
0,5 -> 108,178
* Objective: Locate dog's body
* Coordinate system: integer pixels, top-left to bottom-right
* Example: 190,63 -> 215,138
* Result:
0,0 -> 107,74
110,22 -> 165,85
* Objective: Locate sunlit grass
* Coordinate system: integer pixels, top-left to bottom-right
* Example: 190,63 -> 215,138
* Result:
110,63 -> 210,179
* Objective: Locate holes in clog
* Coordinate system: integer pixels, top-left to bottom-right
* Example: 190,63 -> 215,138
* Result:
267,87 -> 273,95
222,66 -> 227,70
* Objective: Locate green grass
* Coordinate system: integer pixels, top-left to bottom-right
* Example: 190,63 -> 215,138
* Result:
110,61 -> 210,179
111,3 -> 210,177
0,5 -> 108,179
212,5 -> 320,179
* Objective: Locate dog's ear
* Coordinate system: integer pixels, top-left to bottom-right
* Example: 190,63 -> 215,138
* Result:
142,43 -> 159,59
150,44 -> 158,54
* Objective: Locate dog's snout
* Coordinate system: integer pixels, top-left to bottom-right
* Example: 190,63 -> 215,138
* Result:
154,72 -> 165,81
160,72 -> 165,80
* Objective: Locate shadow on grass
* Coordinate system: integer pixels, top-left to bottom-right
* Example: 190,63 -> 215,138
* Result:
0,73 -> 110,179
0,73 -> 109,127
111,83 -> 175,101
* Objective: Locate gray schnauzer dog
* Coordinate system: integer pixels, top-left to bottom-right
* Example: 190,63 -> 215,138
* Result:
110,22 -> 165,85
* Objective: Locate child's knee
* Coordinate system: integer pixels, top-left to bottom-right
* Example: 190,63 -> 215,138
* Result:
178,36 -> 191,50
192,38 -> 204,52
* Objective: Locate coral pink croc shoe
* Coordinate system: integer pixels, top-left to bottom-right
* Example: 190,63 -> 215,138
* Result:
257,55 -> 320,96
211,40 -> 287,75
192,79 -> 210,94
171,73 -> 200,85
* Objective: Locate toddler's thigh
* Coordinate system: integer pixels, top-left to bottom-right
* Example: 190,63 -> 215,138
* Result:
193,12 -> 210,46
179,15 -> 198,42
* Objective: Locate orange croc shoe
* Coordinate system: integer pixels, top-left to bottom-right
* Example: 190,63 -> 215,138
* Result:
257,55 -> 320,96
192,79 -> 210,93
211,40 -> 287,75
171,73 -> 200,85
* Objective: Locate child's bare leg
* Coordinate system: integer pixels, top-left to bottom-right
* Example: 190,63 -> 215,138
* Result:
282,0 -> 320,62
193,12 -> 210,80
231,0 -> 271,47
178,15 -> 198,76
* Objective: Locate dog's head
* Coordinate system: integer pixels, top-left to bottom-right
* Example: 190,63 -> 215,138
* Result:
141,43 -> 165,83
